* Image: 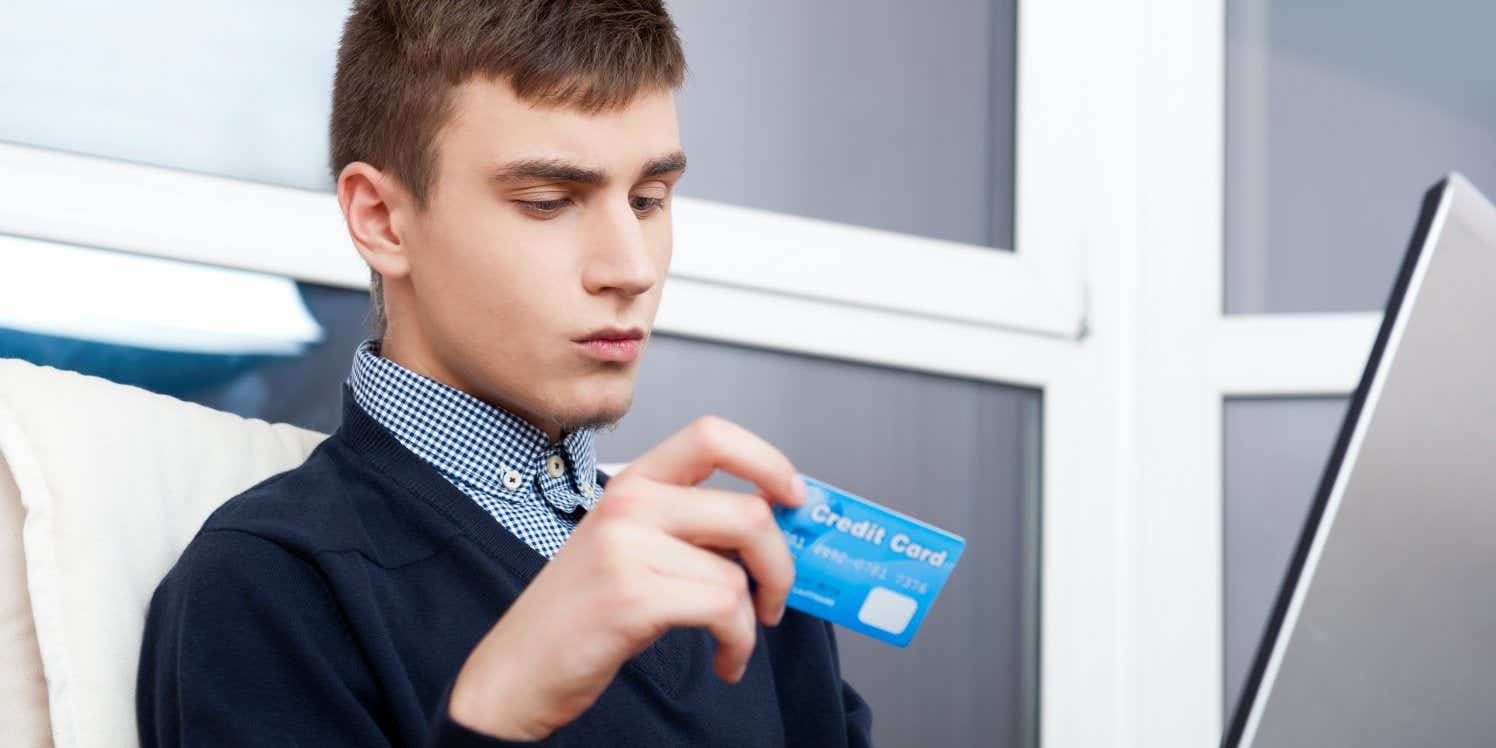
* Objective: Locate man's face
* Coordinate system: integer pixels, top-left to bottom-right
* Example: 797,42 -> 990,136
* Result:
393,78 -> 682,439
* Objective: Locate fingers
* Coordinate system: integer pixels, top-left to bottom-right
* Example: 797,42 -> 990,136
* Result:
602,483 -> 796,626
639,530 -> 750,592
593,415 -> 804,682
596,525 -> 763,683
645,573 -> 759,683
615,415 -> 808,509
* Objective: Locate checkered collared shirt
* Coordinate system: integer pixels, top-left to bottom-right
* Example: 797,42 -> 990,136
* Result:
346,338 -> 602,558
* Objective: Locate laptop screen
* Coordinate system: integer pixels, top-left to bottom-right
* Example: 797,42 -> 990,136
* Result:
1224,174 -> 1496,747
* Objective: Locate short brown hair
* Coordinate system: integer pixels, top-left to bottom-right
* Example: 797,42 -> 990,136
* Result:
330,0 -> 687,340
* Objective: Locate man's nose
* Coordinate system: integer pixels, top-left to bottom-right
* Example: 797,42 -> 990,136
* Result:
580,198 -> 658,297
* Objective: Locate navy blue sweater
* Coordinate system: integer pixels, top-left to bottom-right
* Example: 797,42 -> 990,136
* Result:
136,384 -> 873,746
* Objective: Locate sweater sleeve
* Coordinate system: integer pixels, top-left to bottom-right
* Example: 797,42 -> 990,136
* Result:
135,528 -> 534,747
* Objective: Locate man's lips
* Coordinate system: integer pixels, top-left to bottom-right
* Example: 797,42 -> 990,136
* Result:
572,326 -> 644,343
573,328 -> 645,362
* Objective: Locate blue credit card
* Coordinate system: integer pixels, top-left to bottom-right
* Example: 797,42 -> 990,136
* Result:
772,474 -> 966,647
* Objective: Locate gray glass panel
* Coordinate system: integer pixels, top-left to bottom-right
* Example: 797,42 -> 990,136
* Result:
669,0 -> 1017,249
0,1 -> 348,191
597,335 -> 1041,748
1224,0 -> 1496,313
1222,397 -> 1348,719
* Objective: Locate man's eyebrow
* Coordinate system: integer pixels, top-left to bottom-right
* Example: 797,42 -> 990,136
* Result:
490,150 -> 687,186
491,158 -> 604,186
640,150 -> 687,180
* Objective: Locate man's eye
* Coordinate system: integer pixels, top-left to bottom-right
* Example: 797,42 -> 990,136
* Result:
516,199 -> 569,215
631,195 -> 665,213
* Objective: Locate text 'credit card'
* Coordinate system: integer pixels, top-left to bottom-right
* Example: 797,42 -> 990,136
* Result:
773,475 -> 966,647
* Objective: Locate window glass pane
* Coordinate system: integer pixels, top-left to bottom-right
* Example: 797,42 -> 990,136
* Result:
598,335 -> 1042,747
0,1 -> 347,191
1222,396 -> 1348,716
1224,0 -> 1496,313
671,0 -> 1017,249
0,239 -> 371,432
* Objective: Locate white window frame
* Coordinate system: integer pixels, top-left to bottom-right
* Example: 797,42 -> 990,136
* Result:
1126,0 -> 1382,746
0,1 -> 1390,746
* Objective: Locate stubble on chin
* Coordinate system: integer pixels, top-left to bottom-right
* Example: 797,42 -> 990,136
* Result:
535,360 -> 640,438
550,409 -> 625,437
543,393 -> 632,438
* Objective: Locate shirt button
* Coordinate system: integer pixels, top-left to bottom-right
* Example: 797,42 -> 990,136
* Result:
582,481 -> 595,499
545,454 -> 566,478
501,469 -> 523,491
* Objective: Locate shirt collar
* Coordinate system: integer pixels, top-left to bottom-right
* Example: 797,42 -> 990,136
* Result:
346,337 -> 600,509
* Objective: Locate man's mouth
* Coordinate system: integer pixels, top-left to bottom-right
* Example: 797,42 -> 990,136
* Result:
573,327 -> 645,362
573,326 -> 645,343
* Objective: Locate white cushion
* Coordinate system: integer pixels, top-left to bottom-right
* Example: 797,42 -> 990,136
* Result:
0,436 -> 52,747
0,358 -> 327,748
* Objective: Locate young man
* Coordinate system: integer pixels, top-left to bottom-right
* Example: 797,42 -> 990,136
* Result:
135,1 -> 872,745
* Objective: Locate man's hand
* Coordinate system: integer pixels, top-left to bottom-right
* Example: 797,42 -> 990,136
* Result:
446,415 -> 808,740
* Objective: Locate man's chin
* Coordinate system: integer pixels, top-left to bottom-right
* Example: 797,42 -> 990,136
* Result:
552,408 -> 626,436
549,392 -> 632,435
535,370 -> 635,432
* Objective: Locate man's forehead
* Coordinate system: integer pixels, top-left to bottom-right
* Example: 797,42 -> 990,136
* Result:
444,78 -> 681,176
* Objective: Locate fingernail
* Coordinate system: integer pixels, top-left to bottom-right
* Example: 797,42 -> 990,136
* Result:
733,662 -> 748,683
772,601 -> 786,626
791,474 -> 808,503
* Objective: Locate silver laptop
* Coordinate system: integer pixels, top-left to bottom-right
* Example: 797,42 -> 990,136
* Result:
1223,173 -> 1496,747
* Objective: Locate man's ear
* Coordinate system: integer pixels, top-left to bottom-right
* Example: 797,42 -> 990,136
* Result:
337,162 -> 414,282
